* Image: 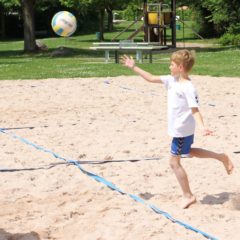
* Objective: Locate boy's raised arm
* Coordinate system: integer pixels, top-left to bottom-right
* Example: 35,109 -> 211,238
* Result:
121,55 -> 163,83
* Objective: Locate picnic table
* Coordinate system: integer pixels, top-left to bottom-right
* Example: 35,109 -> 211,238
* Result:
90,42 -> 168,63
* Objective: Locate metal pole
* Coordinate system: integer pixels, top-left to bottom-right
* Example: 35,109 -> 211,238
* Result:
182,8 -> 185,48
171,0 -> 176,48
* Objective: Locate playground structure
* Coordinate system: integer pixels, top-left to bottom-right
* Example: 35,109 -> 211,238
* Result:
112,0 -> 176,47
91,0 -> 177,63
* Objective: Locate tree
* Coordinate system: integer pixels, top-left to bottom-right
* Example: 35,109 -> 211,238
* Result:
60,0 -> 132,40
0,0 -> 20,38
21,0 -> 60,52
21,0 -> 37,52
48,0 -> 133,39
0,0 -> 37,52
92,0 -> 134,40
201,0 -> 240,34
177,0 -> 240,37
105,0 -> 131,32
1,0 -> 61,52
0,4 -> 5,38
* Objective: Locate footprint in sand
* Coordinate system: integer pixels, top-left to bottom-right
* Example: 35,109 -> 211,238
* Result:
104,155 -> 113,161
78,153 -> 86,159
139,192 -> 155,200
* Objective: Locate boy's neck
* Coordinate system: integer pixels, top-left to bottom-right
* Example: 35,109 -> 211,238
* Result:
178,73 -> 190,82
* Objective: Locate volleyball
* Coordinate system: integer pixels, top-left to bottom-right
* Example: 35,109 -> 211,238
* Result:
51,11 -> 77,37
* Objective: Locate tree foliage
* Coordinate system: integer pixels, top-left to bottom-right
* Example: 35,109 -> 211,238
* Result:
1,0 -> 240,50
202,0 -> 240,34
178,0 -> 240,36
0,0 -> 20,9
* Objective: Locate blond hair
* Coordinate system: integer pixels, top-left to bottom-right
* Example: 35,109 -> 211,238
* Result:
171,49 -> 195,72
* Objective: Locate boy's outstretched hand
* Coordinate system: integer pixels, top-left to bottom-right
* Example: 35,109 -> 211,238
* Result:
121,55 -> 135,69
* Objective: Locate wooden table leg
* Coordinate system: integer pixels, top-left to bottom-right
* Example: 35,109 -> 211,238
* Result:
149,51 -> 153,63
115,50 -> 119,63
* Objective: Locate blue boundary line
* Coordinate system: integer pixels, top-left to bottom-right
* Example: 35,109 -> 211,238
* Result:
104,81 -> 220,109
0,128 -> 218,240
104,80 -> 161,96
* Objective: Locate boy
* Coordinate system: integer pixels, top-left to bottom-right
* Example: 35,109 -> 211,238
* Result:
121,50 -> 234,209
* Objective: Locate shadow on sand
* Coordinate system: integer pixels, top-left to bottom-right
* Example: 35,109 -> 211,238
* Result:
200,192 -> 238,205
0,229 -> 40,240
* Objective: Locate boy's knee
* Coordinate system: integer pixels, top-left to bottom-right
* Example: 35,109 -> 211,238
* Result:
189,148 -> 195,158
169,155 -> 181,169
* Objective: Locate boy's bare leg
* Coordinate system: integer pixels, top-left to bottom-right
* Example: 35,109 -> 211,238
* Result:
169,155 -> 196,209
190,148 -> 234,174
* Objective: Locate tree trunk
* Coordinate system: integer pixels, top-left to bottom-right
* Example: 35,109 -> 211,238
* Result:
99,8 -> 105,41
0,6 -> 6,39
21,0 -> 37,52
106,8 -> 113,32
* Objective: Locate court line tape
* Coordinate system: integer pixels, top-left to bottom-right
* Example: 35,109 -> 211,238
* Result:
104,80 -> 161,96
104,81 -> 223,109
0,128 -> 218,240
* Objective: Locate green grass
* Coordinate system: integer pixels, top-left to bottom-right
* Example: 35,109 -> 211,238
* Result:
0,21 -> 240,80
194,48 -> 240,76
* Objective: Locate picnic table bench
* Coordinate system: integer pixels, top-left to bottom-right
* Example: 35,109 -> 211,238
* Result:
90,42 -> 168,63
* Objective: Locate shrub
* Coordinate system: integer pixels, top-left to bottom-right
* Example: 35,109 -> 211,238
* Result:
219,33 -> 234,46
233,34 -> 240,46
219,33 -> 240,46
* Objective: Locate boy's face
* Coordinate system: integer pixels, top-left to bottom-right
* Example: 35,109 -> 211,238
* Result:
169,61 -> 183,76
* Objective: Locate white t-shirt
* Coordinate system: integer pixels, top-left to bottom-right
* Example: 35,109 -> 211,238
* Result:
161,75 -> 199,137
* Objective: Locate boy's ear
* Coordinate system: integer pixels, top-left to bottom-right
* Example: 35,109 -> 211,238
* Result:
179,64 -> 185,72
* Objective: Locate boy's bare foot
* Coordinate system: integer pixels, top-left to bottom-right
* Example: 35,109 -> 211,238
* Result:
220,153 -> 234,175
180,195 -> 196,209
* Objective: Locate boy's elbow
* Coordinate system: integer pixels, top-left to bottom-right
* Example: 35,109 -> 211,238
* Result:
149,75 -> 160,83
191,107 -> 199,114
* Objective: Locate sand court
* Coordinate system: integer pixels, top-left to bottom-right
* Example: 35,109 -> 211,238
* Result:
0,75 -> 239,240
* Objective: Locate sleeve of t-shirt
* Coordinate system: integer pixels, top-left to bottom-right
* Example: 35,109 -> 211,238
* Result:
185,85 -> 199,108
160,75 -> 173,89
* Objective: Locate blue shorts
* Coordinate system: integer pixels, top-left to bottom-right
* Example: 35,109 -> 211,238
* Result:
171,135 -> 194,158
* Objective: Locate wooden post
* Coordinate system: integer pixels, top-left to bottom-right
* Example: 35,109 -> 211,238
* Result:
143,0 -> 148,42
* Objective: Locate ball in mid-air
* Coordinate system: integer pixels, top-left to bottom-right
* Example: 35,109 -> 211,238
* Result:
51,11 -> 77,37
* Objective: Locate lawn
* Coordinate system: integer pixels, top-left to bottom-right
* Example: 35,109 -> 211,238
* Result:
0,21 -> 239,80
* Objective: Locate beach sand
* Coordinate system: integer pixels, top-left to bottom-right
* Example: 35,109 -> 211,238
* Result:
0,75 -> 239,240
